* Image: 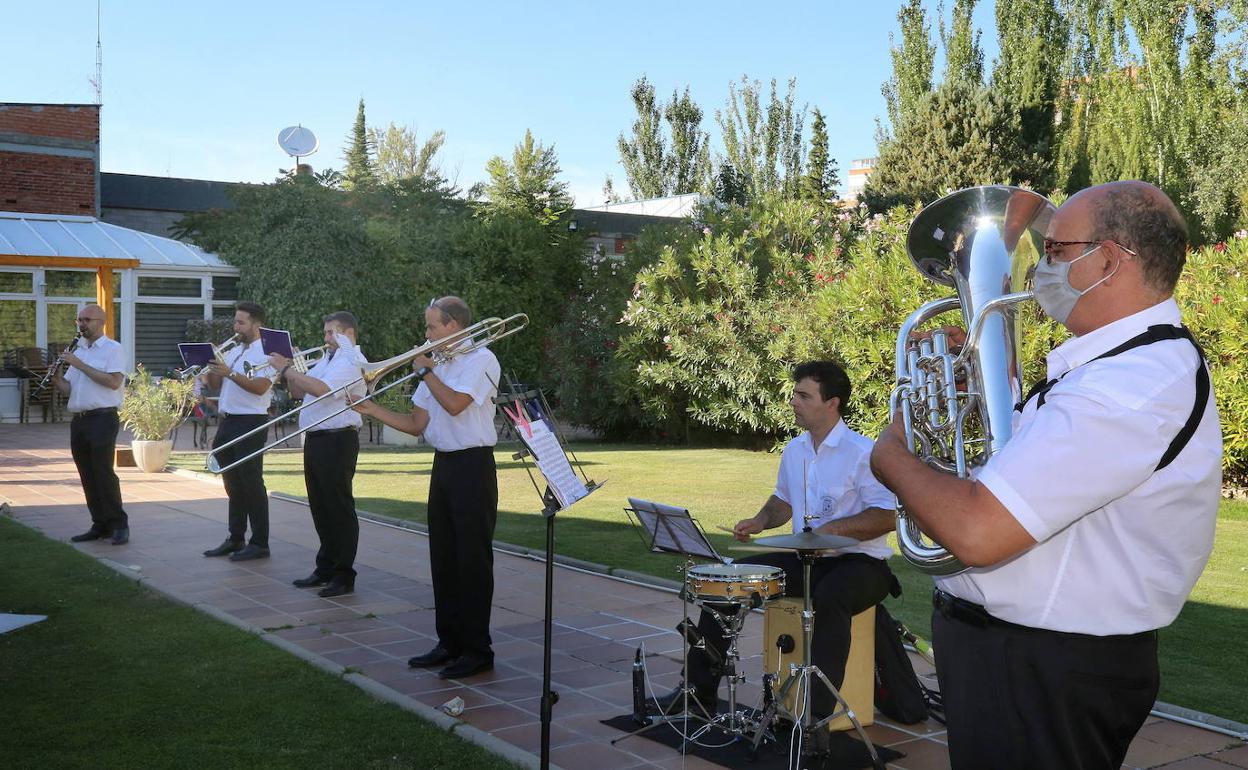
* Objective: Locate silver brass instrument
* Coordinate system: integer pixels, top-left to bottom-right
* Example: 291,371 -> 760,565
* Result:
206,313 -> 528,474
32,332 -> 82,397
243,344 -> 330,381
175,334 -> 243,380
892,186 -> 1055,575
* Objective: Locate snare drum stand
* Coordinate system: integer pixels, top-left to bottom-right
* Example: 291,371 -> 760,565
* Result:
749,548 -> 884,770
690,597 -> 763,743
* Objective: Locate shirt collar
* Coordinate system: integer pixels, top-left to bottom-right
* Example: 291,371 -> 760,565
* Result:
1046,298 -> 1182,379
803,417 -> 848,454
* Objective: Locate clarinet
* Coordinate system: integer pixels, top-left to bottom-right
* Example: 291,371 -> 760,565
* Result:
32,333 -> 83,397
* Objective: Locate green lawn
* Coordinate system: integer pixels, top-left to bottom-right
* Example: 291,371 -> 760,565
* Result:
0,517 -> 518,770
172,444 -> 1248,724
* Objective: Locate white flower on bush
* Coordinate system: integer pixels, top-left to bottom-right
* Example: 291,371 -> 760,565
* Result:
1235,229 -> 1247,240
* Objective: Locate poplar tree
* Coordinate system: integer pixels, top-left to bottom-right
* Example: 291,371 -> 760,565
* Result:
880,0 -> 935,137
716,76 -> 806,201
618,77 -> 712,198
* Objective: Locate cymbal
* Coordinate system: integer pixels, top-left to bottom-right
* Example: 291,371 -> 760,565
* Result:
738,530 -> 859,552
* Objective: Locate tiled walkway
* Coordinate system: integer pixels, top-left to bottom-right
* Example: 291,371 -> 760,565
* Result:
2,422 -> 1245,770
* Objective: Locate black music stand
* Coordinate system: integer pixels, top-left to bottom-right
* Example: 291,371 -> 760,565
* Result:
612,499 -> 723,750
494,379 -> 602,770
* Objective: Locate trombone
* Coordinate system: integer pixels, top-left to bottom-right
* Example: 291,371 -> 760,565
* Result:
175,334 -> 243,379
243,344 -> 330,381
205,313 -> 528,474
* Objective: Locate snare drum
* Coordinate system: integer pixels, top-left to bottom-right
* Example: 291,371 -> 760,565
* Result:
686,563 -> 785,605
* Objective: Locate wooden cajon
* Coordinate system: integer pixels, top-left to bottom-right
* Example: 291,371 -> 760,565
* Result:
762,598 -> 875,730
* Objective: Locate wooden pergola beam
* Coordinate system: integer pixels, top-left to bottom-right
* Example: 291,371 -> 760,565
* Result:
0,254 -> 141,337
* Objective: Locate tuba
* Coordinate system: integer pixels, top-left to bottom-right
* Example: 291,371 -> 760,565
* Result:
891,186 -> 1056,575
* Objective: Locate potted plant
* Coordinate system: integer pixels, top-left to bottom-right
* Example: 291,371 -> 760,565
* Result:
375,382 -> 423,447
119,365 -> 196,472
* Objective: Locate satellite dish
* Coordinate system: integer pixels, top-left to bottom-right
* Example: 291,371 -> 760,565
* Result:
277,125 -> 319,158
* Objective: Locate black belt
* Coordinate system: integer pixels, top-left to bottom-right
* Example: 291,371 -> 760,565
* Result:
307,426 -> 358,436
73,407 -> 117,418
933,589 -> 1156,642
218,412 -> 266,419
433,445 -> 494,457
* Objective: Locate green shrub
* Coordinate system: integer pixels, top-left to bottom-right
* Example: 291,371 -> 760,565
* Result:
119,366 -> 196,441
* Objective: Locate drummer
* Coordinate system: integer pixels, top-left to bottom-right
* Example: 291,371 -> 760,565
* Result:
656,361 -> 898,721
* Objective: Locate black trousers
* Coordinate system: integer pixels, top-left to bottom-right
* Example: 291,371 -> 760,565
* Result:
69,410 -> 127,532
688,552 -> 894,717
212,414 -> 269,547
932,591 -> 1159,770
304,429 -> 360,582
427,446 -> 498,659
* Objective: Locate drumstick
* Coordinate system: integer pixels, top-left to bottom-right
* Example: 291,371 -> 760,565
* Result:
715,525 -> 736,534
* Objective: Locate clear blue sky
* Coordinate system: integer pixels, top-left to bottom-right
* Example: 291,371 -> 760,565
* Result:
4,0 -> 1000,206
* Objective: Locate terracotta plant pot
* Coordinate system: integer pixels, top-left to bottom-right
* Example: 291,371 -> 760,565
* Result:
131,439 -> 173,473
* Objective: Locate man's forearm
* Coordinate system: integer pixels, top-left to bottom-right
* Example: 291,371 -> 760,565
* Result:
756,495 -> 793,529
817,506 -> 896,541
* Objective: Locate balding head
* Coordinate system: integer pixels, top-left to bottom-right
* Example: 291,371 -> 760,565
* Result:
77,303 -> 107,341
1069,181 -> 1188,292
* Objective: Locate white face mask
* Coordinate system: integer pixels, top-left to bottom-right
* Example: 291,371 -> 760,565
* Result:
1033,244 -> 1119,325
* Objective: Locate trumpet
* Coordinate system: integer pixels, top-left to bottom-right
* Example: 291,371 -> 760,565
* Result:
175,334 -> 244,380
32,333 -> 82,397
206,313 -> 527,474
242,345 -> 330,381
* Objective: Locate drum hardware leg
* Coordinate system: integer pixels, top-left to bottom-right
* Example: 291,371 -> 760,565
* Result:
779,550 -> 884,770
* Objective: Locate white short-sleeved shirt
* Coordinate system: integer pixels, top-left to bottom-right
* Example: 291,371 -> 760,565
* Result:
939,298 -> 1223,635
66,335 -> 125,412
411,346 -> 500,452
774,419 -> 896,559
216,338 -> 272,415
298,342 -> 366,432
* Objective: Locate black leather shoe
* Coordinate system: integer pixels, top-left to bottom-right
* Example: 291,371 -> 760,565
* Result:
654,684 -> 718,716
229,544 -> 271,561
292,574 -> 331,588
438,654 -> 494,679
203,539 -> 244,557
408,646 -> 456,668
317,580 -> 354,598
109,528 -> 129,545
71,528 -> 109,542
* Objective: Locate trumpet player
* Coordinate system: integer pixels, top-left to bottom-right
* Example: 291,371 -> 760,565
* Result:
269,311 -> 366,598
55,304 -> 130,546
202,301 -> 275,561
871,182 -> 1222,769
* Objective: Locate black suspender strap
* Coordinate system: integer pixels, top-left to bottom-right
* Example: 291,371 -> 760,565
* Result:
1015,325 -> 1209,471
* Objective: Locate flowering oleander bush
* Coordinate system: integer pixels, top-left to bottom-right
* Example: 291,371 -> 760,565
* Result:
592,194 -> 1246,486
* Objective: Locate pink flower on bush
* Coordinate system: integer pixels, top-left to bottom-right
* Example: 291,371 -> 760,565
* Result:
1214,242 -> 1227,252
1213,295 -> 1224,305
702,227 -> 712,236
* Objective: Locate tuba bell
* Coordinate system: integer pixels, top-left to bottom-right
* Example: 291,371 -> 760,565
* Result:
891,186 -> 1056,575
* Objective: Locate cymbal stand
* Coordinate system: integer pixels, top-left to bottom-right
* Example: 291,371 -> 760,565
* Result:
749,548 -> 883,770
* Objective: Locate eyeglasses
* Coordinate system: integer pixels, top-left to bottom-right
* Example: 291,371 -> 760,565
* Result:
76,316 -> 103,323
428,298 -> 442,310
1042,238 -> 1138,262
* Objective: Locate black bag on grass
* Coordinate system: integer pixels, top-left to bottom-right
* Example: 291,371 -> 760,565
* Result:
873,604 -> 929,724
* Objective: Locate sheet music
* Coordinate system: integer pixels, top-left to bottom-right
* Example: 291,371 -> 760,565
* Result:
521,419 -> 589,508
178,342 -> 215,367
259,328 -> 295,358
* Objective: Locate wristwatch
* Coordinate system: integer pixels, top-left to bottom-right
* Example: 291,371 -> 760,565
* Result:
416,366 -> 432,381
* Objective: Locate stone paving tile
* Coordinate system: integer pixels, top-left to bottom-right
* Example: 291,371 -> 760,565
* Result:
3,425 -> 1243,770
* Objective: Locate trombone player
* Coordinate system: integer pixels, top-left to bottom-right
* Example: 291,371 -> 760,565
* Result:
268,311 -> 366,598
202,301 -> 275,561
352,296 -> 502,679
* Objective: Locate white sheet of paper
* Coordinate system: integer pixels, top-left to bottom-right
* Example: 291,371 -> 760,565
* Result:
521,419 -> 589,508
0,613 -> 47,635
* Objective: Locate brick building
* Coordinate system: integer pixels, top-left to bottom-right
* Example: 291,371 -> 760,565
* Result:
0,103 -> 100,217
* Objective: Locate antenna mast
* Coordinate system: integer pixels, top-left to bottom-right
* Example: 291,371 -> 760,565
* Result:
91,0 -> 103,105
